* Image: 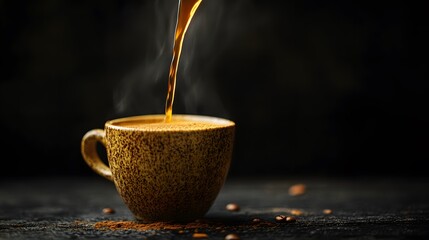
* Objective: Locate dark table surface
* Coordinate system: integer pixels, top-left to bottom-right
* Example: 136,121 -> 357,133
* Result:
1,175 -> 429,239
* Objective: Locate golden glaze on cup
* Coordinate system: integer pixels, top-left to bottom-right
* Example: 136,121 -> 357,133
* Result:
81,114 -> 235,222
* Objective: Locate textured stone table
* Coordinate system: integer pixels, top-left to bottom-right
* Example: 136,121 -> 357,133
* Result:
1,176 -> 428,239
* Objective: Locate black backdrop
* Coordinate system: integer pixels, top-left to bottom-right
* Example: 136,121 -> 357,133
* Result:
1,0 -> 427,178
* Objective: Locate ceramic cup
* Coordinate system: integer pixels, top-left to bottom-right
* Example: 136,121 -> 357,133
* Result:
81,114 -> 235,222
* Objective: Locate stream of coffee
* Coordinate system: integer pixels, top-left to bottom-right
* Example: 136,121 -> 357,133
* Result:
164,0 -> 202,122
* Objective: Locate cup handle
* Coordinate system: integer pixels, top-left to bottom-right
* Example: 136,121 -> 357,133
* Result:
81,129 -> 113,181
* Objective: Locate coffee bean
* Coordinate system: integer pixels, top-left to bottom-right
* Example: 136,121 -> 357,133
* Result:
275,215 -> 286,223
252,218 -> 261,224
102,208 -> 115,214
226,203 -> 240,212
288,184 -> 306,196
192,233 -> 208,239
323,209 -> 333,215
290,209 -> 303,216
225,233 -> 240,240
286,216 -> 296,223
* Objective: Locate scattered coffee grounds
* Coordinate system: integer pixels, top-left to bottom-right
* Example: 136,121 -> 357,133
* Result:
275,215 -> 286,223
193,232 -> 208,238
285,216 -> 296,223
226,203 -> 240,212
95,221 -> 208,231
102,208 -> 115,214
225,233 -> 240,240
323,209 -> 333,215
288,183 -> 306,196
94,218 -> 278,232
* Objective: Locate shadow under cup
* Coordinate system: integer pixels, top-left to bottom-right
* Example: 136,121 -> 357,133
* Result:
81,114 -> 235,222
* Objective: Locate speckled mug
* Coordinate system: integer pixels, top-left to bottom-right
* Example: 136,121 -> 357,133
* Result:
81,114 -> 235,222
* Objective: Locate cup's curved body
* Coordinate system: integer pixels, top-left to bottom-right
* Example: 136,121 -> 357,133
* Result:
81,114 -> 235,222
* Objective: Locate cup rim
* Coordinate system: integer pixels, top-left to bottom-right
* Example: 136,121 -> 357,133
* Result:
105,114 -> 235,132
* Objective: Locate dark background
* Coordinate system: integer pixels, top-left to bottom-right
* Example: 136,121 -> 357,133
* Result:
1,0 -> 427,179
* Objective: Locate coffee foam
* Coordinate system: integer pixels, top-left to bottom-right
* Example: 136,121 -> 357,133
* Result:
109,116 -> 232,132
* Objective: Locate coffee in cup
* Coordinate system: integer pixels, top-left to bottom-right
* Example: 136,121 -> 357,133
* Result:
81,114 -> 235,222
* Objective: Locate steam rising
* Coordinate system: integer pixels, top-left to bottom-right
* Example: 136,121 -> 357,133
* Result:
113,0 -> 252,118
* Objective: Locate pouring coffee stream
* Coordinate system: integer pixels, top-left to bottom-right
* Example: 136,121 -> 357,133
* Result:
165,0 -> 202,122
